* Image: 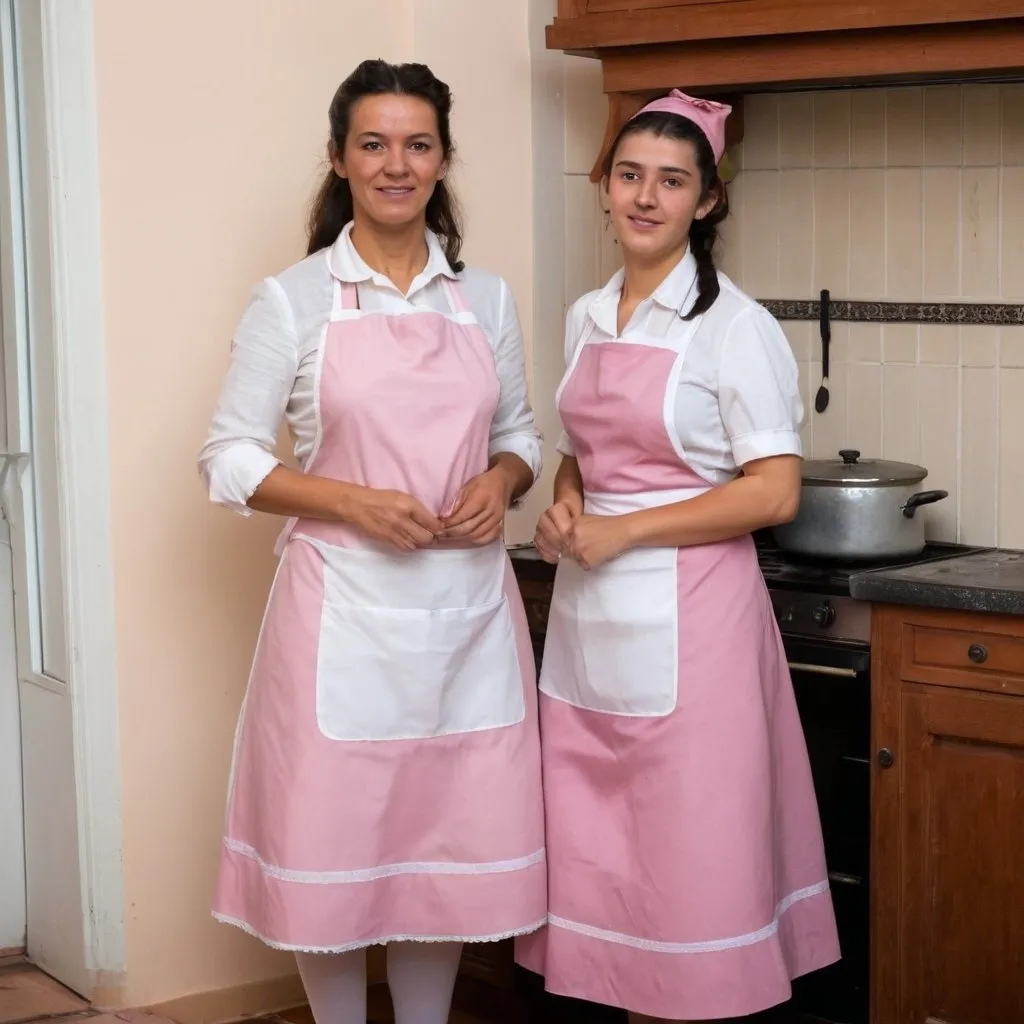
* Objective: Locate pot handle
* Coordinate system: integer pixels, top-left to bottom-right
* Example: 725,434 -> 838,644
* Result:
901,489 -> 948,519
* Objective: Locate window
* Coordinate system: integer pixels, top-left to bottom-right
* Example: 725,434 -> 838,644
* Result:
1,0 -> 67,687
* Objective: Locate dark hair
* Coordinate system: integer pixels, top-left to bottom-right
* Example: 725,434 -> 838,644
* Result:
603,109 -> 729,319
306,60 -> 464,271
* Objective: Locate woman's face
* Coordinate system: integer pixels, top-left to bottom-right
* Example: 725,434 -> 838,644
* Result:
333,93 -> 447,230
606,130 -> 716,263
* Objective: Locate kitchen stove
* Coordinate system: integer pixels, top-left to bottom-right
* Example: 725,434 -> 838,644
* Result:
756,537 -> 986,645
756,533 -> 984,593
754,531 -> 986,1024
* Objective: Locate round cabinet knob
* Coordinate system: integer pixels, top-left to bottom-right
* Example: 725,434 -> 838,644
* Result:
877,748 -> 894,769
968,643 -> 989,664
813,602 -> 836,628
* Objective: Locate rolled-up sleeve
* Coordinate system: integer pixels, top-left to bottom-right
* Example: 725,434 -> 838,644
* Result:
198,278 -> 297,515
718,305 -> 804,467
488,278 -> 543,488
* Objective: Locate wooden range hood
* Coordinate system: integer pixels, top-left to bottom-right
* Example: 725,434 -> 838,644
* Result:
547,0 -> 1024,181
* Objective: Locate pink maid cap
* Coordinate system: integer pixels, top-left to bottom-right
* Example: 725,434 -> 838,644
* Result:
631,89 -> 732,164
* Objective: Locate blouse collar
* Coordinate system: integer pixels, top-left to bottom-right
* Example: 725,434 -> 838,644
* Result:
587,248 -> 699,337
327,221 -> 458,295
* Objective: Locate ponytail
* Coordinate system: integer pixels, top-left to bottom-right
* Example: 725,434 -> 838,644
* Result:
683,185 -> 728,320
307,168 -> 351,257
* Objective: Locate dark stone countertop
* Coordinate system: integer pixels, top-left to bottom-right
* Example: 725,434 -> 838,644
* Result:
509,541 -> 1024,616
506,543 -> 556,583
507,543 -> 544,561
849,548 -> 1024,616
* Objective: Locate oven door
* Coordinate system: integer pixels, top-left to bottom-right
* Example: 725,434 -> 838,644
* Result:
785,636 -> 871,1024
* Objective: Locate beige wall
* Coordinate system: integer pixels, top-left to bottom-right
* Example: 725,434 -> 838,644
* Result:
555,76 -> 1024,549
92,0 -> 413,1009
93,0 -> 547,1009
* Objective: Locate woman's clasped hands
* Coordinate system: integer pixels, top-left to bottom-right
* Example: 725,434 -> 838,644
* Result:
346,465 -> 515,552
534,496 -> 635,571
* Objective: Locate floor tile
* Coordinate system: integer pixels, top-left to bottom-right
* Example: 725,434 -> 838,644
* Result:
89,1014 -> 175,1024
275,1009 -> 313,1024
0,965 -> 89,1024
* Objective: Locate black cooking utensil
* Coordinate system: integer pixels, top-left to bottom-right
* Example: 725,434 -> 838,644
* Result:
815,288 -> 831,414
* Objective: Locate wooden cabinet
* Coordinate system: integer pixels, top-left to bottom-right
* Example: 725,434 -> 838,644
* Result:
547,0 -> 1024,180
550,1 -> 1024,49
871,605 -> 1024,1024
460,938 -> 515,991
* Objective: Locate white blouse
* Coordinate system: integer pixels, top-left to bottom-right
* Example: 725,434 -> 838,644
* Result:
557,250 -> 803,485
199,224 -> 542,514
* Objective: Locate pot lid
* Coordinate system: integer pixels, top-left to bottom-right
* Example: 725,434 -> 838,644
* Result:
801,449 -> 928,486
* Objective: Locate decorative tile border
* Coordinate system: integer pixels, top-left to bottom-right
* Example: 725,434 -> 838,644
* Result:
760,299 -> 1024,326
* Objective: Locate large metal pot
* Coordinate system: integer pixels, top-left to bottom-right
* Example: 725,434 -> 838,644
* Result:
772,448 -> 948,560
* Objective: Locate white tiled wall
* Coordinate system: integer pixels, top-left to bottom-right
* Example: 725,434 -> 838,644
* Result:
553,67 -> 1024,548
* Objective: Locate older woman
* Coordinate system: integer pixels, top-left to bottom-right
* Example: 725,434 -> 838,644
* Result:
199,59 -> 545,1024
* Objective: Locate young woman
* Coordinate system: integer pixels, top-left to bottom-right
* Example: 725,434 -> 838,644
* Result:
199,60 -> 545,1024
517,91 -> 840,1023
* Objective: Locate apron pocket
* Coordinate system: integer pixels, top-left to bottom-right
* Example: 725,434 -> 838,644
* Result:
539,546 -> 679,717
316,596 -> 525,742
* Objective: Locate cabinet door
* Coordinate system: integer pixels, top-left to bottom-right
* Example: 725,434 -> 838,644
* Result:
880,686 -> 1024,1024
460,938 -> 514,990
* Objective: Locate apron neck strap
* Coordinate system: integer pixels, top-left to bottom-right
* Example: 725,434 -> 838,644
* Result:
441,278 -> 469,315
339,281 -> 359,311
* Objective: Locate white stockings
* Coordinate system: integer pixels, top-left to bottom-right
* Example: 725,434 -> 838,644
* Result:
296,941 -> 464,1024
386,940 -> 464,1023
296,949 -> 366,1024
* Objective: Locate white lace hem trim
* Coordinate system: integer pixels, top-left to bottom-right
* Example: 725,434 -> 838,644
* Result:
223,838 -> 545,884
212,912 -> 546,954
549,879 -> 831,954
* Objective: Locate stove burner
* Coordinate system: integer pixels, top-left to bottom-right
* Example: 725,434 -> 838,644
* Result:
754,531 -> 987,598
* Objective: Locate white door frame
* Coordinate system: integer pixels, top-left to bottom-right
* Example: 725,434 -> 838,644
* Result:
0,0 -> 125,997
0,0 -> 26,959
0,521 -> 26,954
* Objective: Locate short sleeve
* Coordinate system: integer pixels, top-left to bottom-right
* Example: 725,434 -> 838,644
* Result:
197,278 -> 298,514
717,306 -> 803,467
555,296 -> 592,458
487,279 -> 543,490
